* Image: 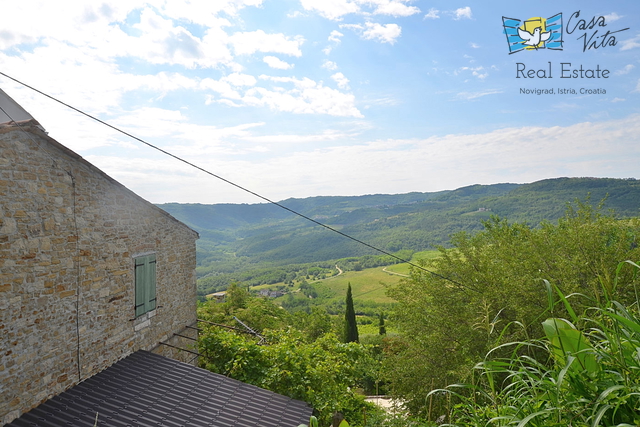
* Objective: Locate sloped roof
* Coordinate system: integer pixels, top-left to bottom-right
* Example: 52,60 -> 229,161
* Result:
7,351 -> 312,427
0,88 -> 37,125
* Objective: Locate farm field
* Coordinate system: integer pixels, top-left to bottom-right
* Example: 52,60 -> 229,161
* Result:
382,250 -> 440,276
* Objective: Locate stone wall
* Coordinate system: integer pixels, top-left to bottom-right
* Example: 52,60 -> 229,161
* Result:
0,123 -> 199,423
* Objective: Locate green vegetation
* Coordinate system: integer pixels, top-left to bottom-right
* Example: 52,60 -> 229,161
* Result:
160,178 -> 640,280
344,283 -> 359,343
197,284 -> 378,426
437,262 -> 640,426
196,254 -> 404,298
158,178 -> 640,303
169,178 -> 640,426
385,201 -> 640,420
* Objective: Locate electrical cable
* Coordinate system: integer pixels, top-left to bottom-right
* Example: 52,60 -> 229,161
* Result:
0,71 -> 466,288
70,174 -> 83,382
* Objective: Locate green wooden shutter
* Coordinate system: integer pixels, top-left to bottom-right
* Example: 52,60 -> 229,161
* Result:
135,257 -> 146,317
146,254 -> 157,313
135,254 -> 157,317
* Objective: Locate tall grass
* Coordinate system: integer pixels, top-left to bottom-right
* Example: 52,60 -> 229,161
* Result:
431,261 -> 640,427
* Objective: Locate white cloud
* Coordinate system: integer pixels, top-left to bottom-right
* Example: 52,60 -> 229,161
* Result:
331,72 -> 350,89
328,30 -> 344,43
453,7 -> 472,20
341,22 -> 401,44
323,60 -> 339,70
200,78 -> 242,100
252,76 -> 363,117
620,34 -> 640,51
424,8 -> 439,19
363,22 -> 401,44
300,0 -> 419,20
223,73 -> 258,86
368,0 -> 420,17
470,42 -> 480,48
0,40 -> 204,120
602,12 -> 623,23
457,66 -> 488,80
0,1 -> 146,50
456,89 -> 502,100
201,75 -> 364,117
324,30 -> 344,55
228,30 -> 304,56
615,64 -> 635,75
158,0 -> 264,24
634,79 -> 640,93
129,8 -> 209,68
108,114 -> 640,204
243,128 -> 355,144
340,23 -> 363,31
300,0 -> 360,20
263,56 -> 294,69
611,98 -> 626,103
363,96 -> 400,108
0,3 -> 243,70
473,70 -> 487,79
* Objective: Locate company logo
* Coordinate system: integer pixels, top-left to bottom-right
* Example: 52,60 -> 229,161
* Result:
502,13 -> 563,54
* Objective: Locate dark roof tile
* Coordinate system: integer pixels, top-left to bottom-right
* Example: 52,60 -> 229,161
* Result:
8,351 -> 312,427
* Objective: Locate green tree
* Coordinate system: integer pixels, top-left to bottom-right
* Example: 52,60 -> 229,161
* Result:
344,283 -> 359,343
198,285 -> 290,333
294,306 -> 334,342
226,281 -> 248,310
385,201 -> 640,416
378,312 -> 386,335
198,327 -> 377,426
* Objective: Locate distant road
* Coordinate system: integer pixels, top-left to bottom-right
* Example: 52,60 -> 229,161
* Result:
382,266 -> 409,277
310,265 -> 343,283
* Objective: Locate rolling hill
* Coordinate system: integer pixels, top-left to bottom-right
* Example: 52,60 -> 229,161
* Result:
160,177 -> 640,263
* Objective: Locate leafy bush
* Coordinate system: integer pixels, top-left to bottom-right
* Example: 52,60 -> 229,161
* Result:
386,201 -> 640,416
435,261 -> 640,426
199,327 -> 378,426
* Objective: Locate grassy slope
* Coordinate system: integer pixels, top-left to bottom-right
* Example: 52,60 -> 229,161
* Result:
252,250 -> 440,306
314,269 -> 399,304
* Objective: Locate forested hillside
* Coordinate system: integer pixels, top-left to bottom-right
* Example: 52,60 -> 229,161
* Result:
158,177 -> 640,296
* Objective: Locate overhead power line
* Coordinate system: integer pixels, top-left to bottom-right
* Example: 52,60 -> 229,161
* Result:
0,71 -> 465,288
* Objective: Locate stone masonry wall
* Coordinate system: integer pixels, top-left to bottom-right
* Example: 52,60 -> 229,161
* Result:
0,123 -> 199,423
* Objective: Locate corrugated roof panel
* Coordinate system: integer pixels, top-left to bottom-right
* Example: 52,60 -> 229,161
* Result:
7,351 -> 312,427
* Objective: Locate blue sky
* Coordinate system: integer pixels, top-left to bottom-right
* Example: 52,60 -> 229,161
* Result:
1,0 -> 639,203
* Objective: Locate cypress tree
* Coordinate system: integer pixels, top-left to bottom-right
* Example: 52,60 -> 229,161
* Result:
378,312 -> 386,335
344,283 -> 359,343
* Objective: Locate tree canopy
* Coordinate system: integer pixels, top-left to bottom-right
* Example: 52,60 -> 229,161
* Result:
197,289 -> 378,426
385,201 -> 640,415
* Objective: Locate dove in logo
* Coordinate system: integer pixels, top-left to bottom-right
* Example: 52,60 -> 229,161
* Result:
518,26 -> 551,48
503,14 -> 563,54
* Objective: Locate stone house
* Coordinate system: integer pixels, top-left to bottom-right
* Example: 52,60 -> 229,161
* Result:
0,89 -> 313,427
0,89 -> 201,423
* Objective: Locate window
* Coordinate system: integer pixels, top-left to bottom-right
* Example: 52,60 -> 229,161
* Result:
135,254 -> 156,317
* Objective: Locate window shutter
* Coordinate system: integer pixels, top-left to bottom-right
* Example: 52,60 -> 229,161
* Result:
135,257 -> 146,317
135,254 -> 157,317
146,254 -> 157,313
